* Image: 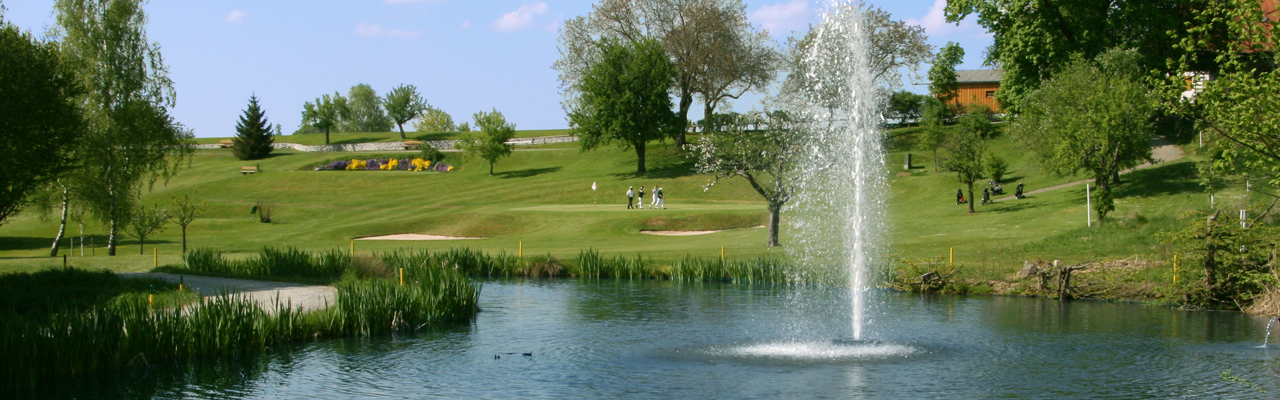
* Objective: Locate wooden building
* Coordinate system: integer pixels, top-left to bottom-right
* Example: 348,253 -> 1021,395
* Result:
947,69 -> 1002,112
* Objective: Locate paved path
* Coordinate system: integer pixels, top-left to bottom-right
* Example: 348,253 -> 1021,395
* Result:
993,138 -> 1184,203
121,273 -> 336,313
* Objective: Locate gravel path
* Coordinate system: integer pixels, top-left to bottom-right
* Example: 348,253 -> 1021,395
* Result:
994,138 -> 1184,203
121,273 -> 336,313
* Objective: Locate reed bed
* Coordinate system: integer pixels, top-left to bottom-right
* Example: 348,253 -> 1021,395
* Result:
0,265 -> 480,384
668,255 -> 792,284
181,247 -> 350,281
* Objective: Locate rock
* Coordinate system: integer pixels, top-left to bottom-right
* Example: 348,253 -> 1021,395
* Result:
1017,261 -> 1040,280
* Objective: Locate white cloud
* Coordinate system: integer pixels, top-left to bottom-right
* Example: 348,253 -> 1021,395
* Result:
748,0 -> 810,34
461,20 -> 472,30
224,10 -> 246,24
906,0 -> 990,39
493,2 -> 548,32
356,23 -> 420,38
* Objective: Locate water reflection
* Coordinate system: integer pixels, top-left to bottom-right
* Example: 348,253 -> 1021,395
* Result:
7,280 -> 1279,399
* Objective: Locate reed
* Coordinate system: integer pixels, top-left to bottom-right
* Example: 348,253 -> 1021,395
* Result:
669,255 -> 791,284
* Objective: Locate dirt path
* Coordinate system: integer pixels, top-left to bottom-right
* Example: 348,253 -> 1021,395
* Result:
994,138 -> 1183,203
121,273 -> 336,312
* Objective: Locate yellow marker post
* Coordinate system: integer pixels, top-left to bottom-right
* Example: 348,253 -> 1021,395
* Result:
519,241 -> 523,258
949,247 -> 954,268
721,247 -> 725,262
148,294 -> 154,306
1173,255 -> 1178,284
399,268 -> 404,286
350,241 -> 355,257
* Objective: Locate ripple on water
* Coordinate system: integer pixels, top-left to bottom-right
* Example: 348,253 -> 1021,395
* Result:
719,341 -> 918,361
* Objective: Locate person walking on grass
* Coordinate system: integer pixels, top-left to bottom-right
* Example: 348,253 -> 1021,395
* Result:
956,189 -> 965,205
655,186 -> 665,209
982,187 -> 991,205
637,186 -> 646,209
627,186 -> 635,209
650,186 -> 660,208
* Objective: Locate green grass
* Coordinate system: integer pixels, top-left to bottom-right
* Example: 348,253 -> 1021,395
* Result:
3,126 -> 1246,297
191,129 -> 571,145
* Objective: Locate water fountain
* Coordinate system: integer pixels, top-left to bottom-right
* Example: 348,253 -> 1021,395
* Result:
786,0 -> 887,343
1260,317 -> 1278,348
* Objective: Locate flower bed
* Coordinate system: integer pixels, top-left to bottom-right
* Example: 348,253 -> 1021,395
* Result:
315,158 -> 454,172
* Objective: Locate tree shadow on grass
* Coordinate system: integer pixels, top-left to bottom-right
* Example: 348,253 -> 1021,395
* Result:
985,200 -> 1040,213
0,236 -> 57,252
497,167 -> 562,179
1114,161 -> 1200,198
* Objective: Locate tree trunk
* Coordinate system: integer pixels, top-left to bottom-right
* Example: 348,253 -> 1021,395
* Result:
324,127 -> 331,145
767,202 -> 782,247
107,195 -> 118,256
397,123 -> 406,140
139,237 -> 145,255
489,162 -> 494,175
675,91 -> 692,147
967,182 -> 975,214
1096,177 -> 1110,222
635,142 -> 647,175
50,185 -> 69,257
1111,169 -> 1121,185
181,225 -> 188,253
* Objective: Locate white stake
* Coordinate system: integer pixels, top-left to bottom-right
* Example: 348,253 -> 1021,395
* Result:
1086,183 -> 1092,227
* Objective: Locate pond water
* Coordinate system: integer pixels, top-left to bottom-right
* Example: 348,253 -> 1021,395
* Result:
16,280 -> 1280,399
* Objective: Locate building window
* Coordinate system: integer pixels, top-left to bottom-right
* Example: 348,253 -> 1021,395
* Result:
985,90 -> 995,98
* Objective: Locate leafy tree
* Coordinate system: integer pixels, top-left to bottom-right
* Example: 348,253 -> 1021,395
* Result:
232,95 -> 274,160
693,111 -> 801,247
555,0 -> 776,147
863,7 -> 934,91
167,193 -> 205,253
457,122 -> 471,132
885,90 -> 926,126
918,97 -> 952,171
383,84 -> 428,139
1013,48 -> 1154,222
339,83 -> 391,133
928,42 -> 964,105
414,106 -> 455,133
945,0 -> 1195,114
1171,0 -> 1280,188
55,0 -> 194,256
940,109 -> 989,214
125,204 -> 166,255
301,93 -> 343,144
0,19 -> 84,226
1158,205 -> 1278,308
456,109 -> 515,175
569,37 -> 678,174
986,154 -> 1009,184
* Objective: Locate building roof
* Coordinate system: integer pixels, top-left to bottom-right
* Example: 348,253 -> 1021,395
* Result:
955,69 -> 1002,84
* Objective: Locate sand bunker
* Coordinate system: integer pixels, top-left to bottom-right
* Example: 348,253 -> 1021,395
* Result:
640,230 -> 722,236
355,234 -> 484,241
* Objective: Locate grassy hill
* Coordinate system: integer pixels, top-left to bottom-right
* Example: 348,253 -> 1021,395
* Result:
0,126 -> 1234,284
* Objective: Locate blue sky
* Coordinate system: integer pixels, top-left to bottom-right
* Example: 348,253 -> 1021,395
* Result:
4,0 -> 992,138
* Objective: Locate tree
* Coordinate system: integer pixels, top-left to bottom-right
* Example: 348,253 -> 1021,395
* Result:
928,42 -> 964,105
555,0 -> 776,147
569,37 -> 678,174
0,19 -> 84,227
383,84 -> 428,139
456,109 -> 515,175
940,109 -> 989,214
918,97 -> 952,171
885,90 -> 927,126
125,204 -> 166,255
55,0 -> 193,256
414,106 -> 455,133
693,111 -> 801,247
863,6 -> 934,92
1158,204 -> 1278,308
339,83 -> 391,133
987,154 -> 1009,184
232,95 -> 274,160
1171,0 -> 1280,188
167,193 -> 205,253
301,93 -> 343,144
945,0 -> 1196,114
1014,48 -> 1154,222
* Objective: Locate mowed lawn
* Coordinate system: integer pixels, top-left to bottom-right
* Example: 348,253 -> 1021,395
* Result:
1,127 -> 1222,278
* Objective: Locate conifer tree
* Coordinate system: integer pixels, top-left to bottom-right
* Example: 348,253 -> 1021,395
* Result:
233,95 -> 274,160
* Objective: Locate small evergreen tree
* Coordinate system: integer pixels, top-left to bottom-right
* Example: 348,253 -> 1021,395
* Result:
233,95 -> 274,160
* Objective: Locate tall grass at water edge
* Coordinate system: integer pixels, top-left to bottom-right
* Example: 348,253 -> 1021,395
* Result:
0,265 -> 479,384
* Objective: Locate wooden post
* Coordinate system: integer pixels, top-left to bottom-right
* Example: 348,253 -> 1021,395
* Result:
399,268 -> 404,286
63,254 -> 67,268
350,241 -> 355,257
1173,255 -> 1178,284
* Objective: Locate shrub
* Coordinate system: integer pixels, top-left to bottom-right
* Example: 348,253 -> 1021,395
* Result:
420,142 -> 446,164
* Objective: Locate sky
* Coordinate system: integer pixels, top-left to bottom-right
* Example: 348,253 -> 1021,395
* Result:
4,0 -> 993,138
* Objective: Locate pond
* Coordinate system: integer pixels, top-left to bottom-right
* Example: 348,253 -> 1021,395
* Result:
16,280 -> 1280,399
